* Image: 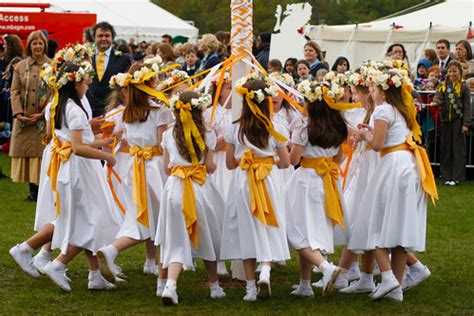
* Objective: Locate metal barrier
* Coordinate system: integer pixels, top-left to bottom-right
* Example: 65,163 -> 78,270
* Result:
416,90 -> 474,168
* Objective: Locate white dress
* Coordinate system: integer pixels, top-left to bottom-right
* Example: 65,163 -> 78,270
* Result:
363,102 -> 427,253
220,122 -> 290,263
285,125 -> 342,254
156,128 -> 223,270
51,99 -> 123,255
116,101 -> 174,241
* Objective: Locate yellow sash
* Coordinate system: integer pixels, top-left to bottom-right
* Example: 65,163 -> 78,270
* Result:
380,136 -> 439,205
239,150 -> 279,227
129,145 -> 162,227
170,164 -> 207,249
46,140 -> 72,217
300,157 -> 345,228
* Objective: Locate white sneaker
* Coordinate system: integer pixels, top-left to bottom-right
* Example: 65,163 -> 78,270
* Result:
243,286 -> 257,302
340,279 -> 376,293
217,261 -> 229,276
347,266 -> 361,282
257,277 -> 271,299
444,180 -> 451,185
114,264 -> 127,280
162,286 -> 179,306
311,279 -> 323,288
9,245 -> 40,278
334,274 -> 348,290
88,274 -> 116,290
322,264 -> 342,296
97,247 -> 117,284
313,265 -> 322,273
156,280 -> 165,297
369,277 -> 400,300
403,265 -> 431,291
32,252 -> 51,275
290,285 -> 314,297
384,286 -> 403,302
143,261 -> 158,275
44,263 -> 71,292
210,285 -> 226,298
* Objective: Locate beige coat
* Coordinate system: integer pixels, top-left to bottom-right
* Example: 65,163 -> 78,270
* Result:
9,55 -> 50,158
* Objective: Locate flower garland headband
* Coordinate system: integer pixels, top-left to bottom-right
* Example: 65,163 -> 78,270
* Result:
157,70 -> 190,92
169,92 -> 212,165
235,73 -> 288,144
297,80 -> 361,111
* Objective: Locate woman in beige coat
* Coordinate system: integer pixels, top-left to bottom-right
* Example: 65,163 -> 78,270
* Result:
9,30 -> 50,201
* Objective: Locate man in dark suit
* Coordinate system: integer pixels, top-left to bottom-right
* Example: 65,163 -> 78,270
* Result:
436,39 -> 452,82
87,22 -> 131,117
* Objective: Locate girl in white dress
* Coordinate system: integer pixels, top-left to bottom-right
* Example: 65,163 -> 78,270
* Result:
220,75 -> 291,302
156,91 -> 226,306
40,62 -> 122,292
286,80 -> 350,298
355,66 -> 437,301
97,63 -> 173,284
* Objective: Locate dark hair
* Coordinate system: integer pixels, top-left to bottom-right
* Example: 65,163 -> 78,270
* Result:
456,40 -> 473,60
304,97 -> 348,148
284,58 -> 297,68
116,43 -> 131,54
436,39 -> 450,50
185,49 -> 198,57
47,39 -> 58,59
3,34 -> 24,61
156,43 -> 175,63
381,85 -> 414,131
122,62 -> 154,123
424,48 -> 438,63
215,31 -> 230,44
268,59 -> 283,71
446,60 -> 463,77
92,21 -> 116,39
83,27 -> 94,43
386,43 -> 407,59
173,91 -> 208,163
331,56 -> 350,72
162,34 -> 173,43
236,79 -> 271,149
296,59 -> 310,70
55,62 -> 88,130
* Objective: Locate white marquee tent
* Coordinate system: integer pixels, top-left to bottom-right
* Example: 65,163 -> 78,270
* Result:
7,0 -> 199,42
307,0 -> 474,69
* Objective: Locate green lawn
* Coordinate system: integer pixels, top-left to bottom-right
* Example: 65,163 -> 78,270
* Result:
0,152 -> 473,314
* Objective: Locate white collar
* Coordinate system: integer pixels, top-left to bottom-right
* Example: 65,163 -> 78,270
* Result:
98,46 -> 113,56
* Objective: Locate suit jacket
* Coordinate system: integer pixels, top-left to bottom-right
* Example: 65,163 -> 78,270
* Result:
87,48 -> 131,117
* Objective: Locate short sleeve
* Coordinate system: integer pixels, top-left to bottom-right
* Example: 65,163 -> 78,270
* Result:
205,129 -> 217,151
291,123 -> 308,146
44,101 -> 52,121
66,102 -> 89,130
161,128 -> 172,151
224,122 -> 237,144
150,102 -> 174,127
273,121 -> 289,148
372,103 -> 395,125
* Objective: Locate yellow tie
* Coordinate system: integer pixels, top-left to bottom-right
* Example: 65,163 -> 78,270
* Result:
97,52 -> 105,82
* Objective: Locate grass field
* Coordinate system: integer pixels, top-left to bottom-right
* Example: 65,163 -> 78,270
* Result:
0,152 -> 473,314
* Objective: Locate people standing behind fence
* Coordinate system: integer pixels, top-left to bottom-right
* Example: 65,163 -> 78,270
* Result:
454,40 -> 473,75
331,56 -> 350,73
414,59 -> 433,90
9,30 -> 50,202
197,34 -> 221,73
433,60 -> 472,185
268,59 -> 283,74
284,58 -> 298,80
295,60 -> 312,83
436,39 -> 453,81
424,48 -> 438,66
87,22 -> 131,117
182,49 -> 201,77
304,41 -> 328,77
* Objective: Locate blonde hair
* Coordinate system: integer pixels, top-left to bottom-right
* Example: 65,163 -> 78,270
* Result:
26,30 -> 48,57
201,34 -> 220,53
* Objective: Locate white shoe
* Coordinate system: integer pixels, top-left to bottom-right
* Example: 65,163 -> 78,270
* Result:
88,274 -> 116,290
322,264 -> 342,296
143,261 -> 158,275
114,264 -> 127,280
311,279 -> 323,288
44,263 -> 71,292
156,281 -> 165,297
403,265 -> 431,291
162,286 -> 179,306
384,286 -> 403,302
340,279 -> 376,293
217,261 -> 229,276
32,252 -> 51,275
334,274 -> 348,290
243,286 -> 257,302
313,265 -> 322,273
347,266 -> 361,282
210,285 -> 226,298
290,285 -> 314,297
257,277 -> 271,299
97,247 -> 117,284
369,278 -> 400,300
256,263 -> 262,272
9,245 -> 40,278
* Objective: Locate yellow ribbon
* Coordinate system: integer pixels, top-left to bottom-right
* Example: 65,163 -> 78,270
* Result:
322,86 -> 362,111
170,164 -> 207,248
129,71 -> 169,105
401,83 -> 422,144
380,136 -> 439,205
49,88 -> 59,140
47,140 -> 72,217
129,145 -> 162,227
175,101 -> 207,165
235,86 -> 288,144
300,157 -> 345,228
239,150 -> 279,227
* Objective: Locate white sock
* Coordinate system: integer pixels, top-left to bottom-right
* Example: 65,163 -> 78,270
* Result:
360,272 -> 373,283
319,260 -> 331,272
299,279 -> 311,288
246,280 -> 256,290
88,269 -> 101,279
146,258 -> 156,265
350,261 -> 360,271
158,279 -> 167,288
381,270 -> 395,282
51,259 -> 66,270
19,242 -> 34,254
106,245 -> 119,260
38,247 -> 52,259
259,264 -> 271,280
209,281 -> 220,289
409,260 -> 424,273
165,279 -> 177,290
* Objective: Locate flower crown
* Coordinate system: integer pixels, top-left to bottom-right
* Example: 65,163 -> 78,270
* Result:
143,55 -> 164,72
297,80 -> 345,103
109,72 -> 133,89
211,71 -> 230,85
366,66 -> 412,91
269,72 -> 295,87
157,70 -> 190,91
323,71 -> 350,86
53,61 -> 95,89
169,92 -> 212,112
235,72 -> 277,103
